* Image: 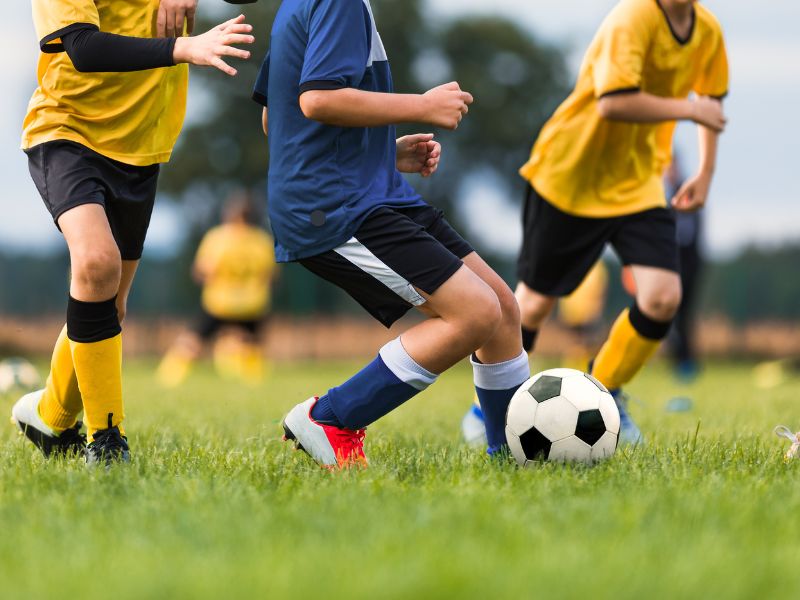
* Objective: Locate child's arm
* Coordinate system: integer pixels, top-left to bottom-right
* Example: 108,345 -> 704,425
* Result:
62,15 -> 253,76
262,108 -> 268,137
597,92 -> 727,132
299,82 -> 473,130
671,124 -> 720,212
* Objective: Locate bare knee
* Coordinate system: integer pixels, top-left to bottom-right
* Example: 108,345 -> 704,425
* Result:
461,285 -> 502,349
515,283 -> 555,329
637,284 -> 682,322
71,245 -> 122,300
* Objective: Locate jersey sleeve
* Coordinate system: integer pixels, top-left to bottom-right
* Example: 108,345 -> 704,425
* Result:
298,0 -> 371,93
32,0 -> 100,53
693,29 -> 729,99
591,6 -> 652,97
252,51 -> 270,107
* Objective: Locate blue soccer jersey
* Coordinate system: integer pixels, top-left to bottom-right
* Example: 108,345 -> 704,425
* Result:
253,0 -> 426,262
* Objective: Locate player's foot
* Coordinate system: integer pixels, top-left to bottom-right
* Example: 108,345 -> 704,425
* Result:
10,389 -> 86,458
610,389 -> 644,446
85,414 -> 130,467
461,402 -> 487,446
282,397 -> 367,469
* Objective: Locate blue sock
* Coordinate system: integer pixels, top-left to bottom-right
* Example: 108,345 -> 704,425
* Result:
471,351 -> 530,454
311,337 -> 437,430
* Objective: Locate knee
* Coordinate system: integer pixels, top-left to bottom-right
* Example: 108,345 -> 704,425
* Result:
463,286 -> 503,348
71,246 -> 122,294
637,285 -> 682,322
515,285 -> 554,328
496,284 -> 521,329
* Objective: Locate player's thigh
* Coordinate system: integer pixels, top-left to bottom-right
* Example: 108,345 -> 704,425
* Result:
460,251 -> 519,323
104,161 -> 159,262
517,186 -> 610,297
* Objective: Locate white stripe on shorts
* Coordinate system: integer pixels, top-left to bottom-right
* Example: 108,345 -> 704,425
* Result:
333,237 -> 426,306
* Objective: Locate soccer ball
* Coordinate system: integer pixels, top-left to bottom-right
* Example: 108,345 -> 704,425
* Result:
0,358 -> 42,394
506,368 -> 620,465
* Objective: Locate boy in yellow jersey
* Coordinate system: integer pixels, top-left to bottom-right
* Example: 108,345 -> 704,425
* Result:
513,0 -> 728,444
157,193 -> 276,387
11,0 -> 254,465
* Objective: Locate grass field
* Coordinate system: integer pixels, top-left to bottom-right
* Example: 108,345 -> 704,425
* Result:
1,358 -> 799,599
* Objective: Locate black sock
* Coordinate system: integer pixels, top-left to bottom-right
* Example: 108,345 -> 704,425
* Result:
521,327 -> 538,353
66,296 -> 121,343
628,303 -> 671,341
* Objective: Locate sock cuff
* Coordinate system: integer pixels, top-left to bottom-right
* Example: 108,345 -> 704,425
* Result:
471,350 -> 530,391
67,296 -> 121,343
628,304 -> 671,341
378,337 -> 438,392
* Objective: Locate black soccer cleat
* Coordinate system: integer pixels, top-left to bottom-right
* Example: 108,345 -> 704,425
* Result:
85,413 -> 130,467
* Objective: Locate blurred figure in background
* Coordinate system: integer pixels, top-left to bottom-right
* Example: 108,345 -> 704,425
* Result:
157,192 -> 276,387
666,154 -> 704,382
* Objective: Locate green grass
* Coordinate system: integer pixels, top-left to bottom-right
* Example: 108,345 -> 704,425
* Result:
1,359 -> 799,599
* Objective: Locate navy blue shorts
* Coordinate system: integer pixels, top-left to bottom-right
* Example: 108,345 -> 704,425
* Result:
300,205 -> 474,328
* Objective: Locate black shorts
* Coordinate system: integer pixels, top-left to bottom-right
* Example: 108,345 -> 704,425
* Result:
299,205 -> 474,328
25,140 -> 159,261
517,186 -> 678,296
194,309 -> 265,341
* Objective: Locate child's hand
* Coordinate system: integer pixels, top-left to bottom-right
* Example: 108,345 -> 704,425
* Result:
173,15 -> 254,76
157,0 -> 198,37
422,82 -> 473,130
671,172 -> 712,212
396,134 -> 441,177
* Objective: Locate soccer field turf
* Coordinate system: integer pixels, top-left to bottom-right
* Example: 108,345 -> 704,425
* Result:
1,359 -> 798,599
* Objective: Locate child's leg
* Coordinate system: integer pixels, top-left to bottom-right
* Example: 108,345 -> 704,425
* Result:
313,264 -> 502,430
592,265 -> 681,390
514,282 -> 557,353
462,254 -> 531,453
59,204 -> 125,440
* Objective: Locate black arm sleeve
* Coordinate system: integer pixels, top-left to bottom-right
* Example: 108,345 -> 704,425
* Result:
61,26 -> 177,73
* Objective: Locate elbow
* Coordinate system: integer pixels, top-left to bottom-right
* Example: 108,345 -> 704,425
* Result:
66,51 -> 92,73
299,90 -> 329,122
596,97 -> 616,120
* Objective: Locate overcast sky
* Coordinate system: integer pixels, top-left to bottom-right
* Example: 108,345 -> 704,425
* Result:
3,0 -> 799,257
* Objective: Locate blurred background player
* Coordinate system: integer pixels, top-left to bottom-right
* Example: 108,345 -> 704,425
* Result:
10,0 -> 254,465
665,153 -> 704,381
157,192 -> 276,387
509,0 -> 728,445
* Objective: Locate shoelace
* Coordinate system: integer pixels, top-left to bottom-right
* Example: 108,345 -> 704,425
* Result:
331,427 -> 366,461
775,426 -> 800,462
60,422 -> 87,447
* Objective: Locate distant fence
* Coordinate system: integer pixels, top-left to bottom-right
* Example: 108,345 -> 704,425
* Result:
1,315 -> 799,361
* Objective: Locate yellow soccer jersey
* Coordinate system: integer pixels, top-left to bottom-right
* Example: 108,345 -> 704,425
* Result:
21,0 -> 188,166
196,224 -> 277,321
520,0 -> 728,218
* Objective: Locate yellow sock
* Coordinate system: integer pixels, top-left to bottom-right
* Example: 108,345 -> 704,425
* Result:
38,325 -> 83,433
156,347 -> 194,388
239,345 -> 264,386
591,309 -> 661,391
70,334 -> 124,440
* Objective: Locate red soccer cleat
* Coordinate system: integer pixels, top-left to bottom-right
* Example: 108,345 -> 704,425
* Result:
282,397 -> 367,469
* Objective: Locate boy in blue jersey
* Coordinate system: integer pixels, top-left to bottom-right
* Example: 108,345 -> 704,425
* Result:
254,0 -> 529,468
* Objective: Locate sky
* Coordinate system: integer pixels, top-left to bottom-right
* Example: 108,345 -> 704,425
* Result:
2,0 -> 799,258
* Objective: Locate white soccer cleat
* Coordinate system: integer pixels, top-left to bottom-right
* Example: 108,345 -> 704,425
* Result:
282,397 -> 367,469
11,389 -> 85,457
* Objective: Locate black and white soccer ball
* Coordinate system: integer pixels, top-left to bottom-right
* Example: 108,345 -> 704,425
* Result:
506,368 -> 620,465
0,358 -> 42,395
